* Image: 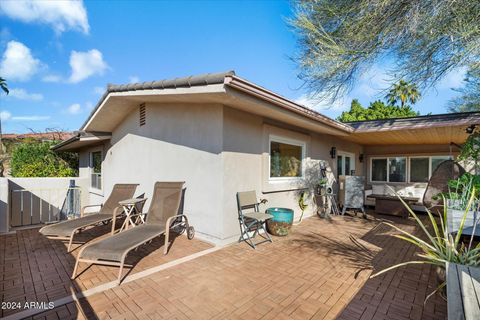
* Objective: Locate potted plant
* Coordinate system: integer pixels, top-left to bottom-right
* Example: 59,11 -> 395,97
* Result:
438,173 -> 480,234
371,188 -> 480,302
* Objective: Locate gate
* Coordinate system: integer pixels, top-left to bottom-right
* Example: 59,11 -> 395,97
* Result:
10,187 -> 81,227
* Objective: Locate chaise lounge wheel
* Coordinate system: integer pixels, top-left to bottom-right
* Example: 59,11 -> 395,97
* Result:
170,217 -> 186,235
187,226 -> 195,240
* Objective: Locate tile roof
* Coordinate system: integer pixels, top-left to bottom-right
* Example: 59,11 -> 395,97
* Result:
82,71 -> 235,130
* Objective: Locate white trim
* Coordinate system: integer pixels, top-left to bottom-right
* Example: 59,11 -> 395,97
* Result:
337,151 -> 356,176
268,134 -> 306,181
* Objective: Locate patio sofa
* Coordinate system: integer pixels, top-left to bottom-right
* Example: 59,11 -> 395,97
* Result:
365,184 -> 426,212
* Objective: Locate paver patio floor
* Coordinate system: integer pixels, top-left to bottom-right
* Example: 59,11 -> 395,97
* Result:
2,213 -> 447,319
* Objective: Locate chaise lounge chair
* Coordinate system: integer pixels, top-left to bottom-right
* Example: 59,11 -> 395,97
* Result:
39,184 -> 139,252
71,181 -> 195,284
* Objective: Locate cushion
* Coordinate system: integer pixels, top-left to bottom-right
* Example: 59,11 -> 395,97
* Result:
372,184 -> 384,195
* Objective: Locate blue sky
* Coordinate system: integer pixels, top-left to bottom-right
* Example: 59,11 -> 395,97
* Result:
0,0 -> 466,134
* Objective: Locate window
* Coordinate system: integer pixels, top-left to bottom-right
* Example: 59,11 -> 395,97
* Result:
388,157 -> 406,182
337,155 -> 343,176
372,155 -> 454,183
432,156 -> 452,173
409,157 -> 429,182
270,137 -> 304,179
337,152 -> 355,176
90,151 -> 102,189
408,155 -> 453,182
371,158 -> 387,182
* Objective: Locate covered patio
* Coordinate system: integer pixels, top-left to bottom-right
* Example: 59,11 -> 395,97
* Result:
1,213 -> 446,320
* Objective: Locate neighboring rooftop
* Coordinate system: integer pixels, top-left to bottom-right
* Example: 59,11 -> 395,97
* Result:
1,132 -> 75,141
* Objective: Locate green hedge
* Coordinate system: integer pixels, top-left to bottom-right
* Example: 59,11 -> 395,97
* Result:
10,141 -> 78,177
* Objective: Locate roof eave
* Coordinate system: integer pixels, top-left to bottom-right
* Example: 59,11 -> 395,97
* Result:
224,75 -> 354,134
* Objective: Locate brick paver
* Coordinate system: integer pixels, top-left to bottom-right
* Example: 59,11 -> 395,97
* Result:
0,219 -> 212,318
2,213 -> 447,319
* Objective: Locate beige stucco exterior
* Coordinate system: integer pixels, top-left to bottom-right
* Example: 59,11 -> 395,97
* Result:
71,73 -> 476,245
78,102 -> 364,244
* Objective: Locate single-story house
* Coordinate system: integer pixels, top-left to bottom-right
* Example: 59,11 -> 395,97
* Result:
53,70 -> 479,244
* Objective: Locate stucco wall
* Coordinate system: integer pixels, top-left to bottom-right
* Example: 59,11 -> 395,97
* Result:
83,102 -> 225,241
221,106 -> 364,242
77,103 -> 364,244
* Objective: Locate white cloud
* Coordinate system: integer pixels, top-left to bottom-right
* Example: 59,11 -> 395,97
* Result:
12,115 -> 50,121
356,66 -> 392,98
8,88 -> 43,101
129,76 -> 140,83
42,74 -> 61,83
0,40 -> 41,81
67,103 -> 82,115
295,93 -> 350,113
93,86 -> 104,95
0,0 -> 89,34
69,49 -> 108,83
0,110 -> 11,121
0,111 -> 48,121
438,67 -> 468,90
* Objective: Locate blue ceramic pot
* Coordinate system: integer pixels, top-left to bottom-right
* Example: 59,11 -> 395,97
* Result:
266,207 -> 294,236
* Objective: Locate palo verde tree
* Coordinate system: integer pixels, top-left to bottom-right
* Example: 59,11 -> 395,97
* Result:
0,77 -> 8,95
448,68 -> 480,112
290,0 -> 480,100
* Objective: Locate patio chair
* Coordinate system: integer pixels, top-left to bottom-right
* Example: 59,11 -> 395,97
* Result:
39,184 -> 138,252
236,191 -> 273,249
71,181 -> 195,284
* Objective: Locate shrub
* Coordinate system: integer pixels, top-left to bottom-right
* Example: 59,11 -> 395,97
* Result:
10,141 -> 78,177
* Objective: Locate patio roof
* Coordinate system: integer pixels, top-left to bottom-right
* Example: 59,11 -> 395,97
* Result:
343,112 -> 480,145
51,131 -> 111,152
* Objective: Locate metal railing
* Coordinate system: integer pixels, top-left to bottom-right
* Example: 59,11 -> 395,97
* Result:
10,187 -> 81,227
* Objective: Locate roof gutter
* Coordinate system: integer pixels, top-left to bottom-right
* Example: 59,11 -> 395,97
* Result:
224,75 -> 354,133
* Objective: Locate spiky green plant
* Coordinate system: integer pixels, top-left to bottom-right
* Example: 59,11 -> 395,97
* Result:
371,186 -> 480,302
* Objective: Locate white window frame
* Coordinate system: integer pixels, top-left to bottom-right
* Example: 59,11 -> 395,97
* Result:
268,135 -> 306,181
90,150 -> 103,191
370,155 -> 454,183
337,151 -> 356,176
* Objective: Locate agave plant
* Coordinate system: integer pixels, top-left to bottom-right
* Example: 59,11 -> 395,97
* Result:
371,186 -> 480,302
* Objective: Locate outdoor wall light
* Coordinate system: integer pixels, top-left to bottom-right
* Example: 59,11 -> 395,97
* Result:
466,124 -> 476,134
359,154 -> 364,163
330,147 -> 336,159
